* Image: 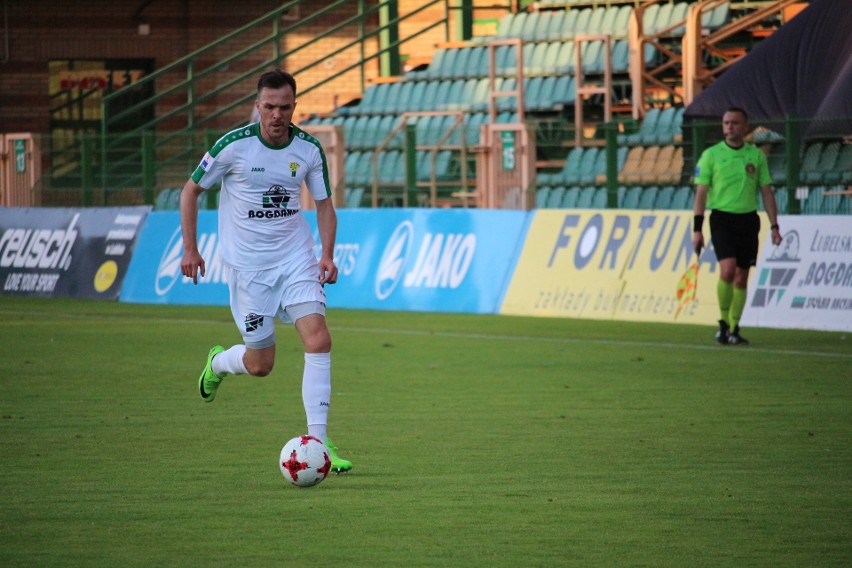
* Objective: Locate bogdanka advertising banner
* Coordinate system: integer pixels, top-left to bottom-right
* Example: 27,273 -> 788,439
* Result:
500,209 -> 774,325
120,209 -> 528,314
0,207 -> 150,300
743,215 -> 852,332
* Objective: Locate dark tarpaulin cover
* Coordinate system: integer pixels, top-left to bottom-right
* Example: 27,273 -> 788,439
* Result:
684,0 -> 852,138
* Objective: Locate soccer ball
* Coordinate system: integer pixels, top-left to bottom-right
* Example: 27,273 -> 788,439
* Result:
279,435 -> 331,487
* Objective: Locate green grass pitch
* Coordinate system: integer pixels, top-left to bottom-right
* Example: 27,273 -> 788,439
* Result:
1,297 -> 850,567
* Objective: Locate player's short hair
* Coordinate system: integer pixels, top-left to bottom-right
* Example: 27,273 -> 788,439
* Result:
725,106 -> 748,121
257,69 -> 297,97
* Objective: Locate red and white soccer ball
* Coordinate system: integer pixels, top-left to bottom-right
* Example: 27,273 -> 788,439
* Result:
279,435 -> 331,487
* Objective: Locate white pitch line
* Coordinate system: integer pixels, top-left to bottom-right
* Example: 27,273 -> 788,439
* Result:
332,326 -> 852,360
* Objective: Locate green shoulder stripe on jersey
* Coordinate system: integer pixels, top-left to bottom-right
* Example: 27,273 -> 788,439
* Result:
208,123 -> 261,158
293,125 -> 332,198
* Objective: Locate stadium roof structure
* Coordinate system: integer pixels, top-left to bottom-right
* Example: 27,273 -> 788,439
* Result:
684,0 -> 852,138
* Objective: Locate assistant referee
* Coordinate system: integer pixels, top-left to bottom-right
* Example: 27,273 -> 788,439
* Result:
692,107 -> 783,345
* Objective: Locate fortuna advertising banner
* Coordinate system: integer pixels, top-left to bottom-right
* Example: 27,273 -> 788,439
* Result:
0,207 -> 150,300
500,209 -> 775,325
742,215 -> 852,332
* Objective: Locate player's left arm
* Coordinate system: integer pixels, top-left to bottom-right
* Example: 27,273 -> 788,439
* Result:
759,185 -> 782,245
314,197 -> 338,284
756,151 -> 781,245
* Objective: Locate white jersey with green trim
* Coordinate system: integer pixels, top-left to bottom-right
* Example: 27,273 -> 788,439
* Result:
191,123 -> 331,271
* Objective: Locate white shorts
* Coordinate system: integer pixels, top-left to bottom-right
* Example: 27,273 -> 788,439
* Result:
225,249 -> 326,349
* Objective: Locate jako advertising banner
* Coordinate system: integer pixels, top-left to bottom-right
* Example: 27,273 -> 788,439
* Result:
742,215 -> 852,332
0,206 -> 150,300
500,209 -> 776,325
119,209 -> 529,314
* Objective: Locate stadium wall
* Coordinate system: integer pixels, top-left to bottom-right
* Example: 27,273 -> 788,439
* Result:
0,1 -> 469,133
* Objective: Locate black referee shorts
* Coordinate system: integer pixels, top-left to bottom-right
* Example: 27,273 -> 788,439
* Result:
709,210 -> 760,269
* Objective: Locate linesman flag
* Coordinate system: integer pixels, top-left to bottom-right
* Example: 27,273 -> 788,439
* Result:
675,247 -> 701,319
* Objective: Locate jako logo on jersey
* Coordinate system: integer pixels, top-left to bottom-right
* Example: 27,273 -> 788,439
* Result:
375,221 -> 414,300
155,227 -> 223,295
251,167 -> 265,172
289,162 -> 300,177
375,221 -> 476,300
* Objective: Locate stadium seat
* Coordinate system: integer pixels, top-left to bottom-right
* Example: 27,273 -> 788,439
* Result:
798,142 -> 824,183
346,187 -> 364,208
546,186 -> 566,208
618,107 -> 660,146
670,185 -> 693,210
562,185 -> 581,208
638,186 -> 659,209
802,185 -> 825,214
154,188 -> 177,210
592,187 -> 608,209
575,186 -> 595,208
774,187 -> 789,214
617,146 -> 643,184
536,186 -> 551,208
621,186 -> 642,209
576,147 -> 600,186
825,143 -> 852,183
804,141 -> 840,184
654,185 -> 675,209
545,11 -> 567,42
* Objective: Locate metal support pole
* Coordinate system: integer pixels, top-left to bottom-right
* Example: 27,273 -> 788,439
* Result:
405,122 -> 417,206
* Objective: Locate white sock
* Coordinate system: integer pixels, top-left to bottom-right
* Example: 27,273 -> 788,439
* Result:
302,352 -> 331,441
212,344 -> 248,376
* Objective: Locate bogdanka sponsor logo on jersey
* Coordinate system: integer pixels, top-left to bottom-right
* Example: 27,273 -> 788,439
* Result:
249,185 -> 297,219
375,221 -> 476,301
156,227 -> 224,295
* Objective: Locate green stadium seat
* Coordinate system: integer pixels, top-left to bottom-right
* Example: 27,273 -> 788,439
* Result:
562,185 -> 581,208
774,187 -> 789,214
621,186 -> 642,209
670,185 -> 693,210
536,186 -> 551,208
575,186 -> 595,208
654,185 -> 675,209
638,186 -> 658,210
572,147 -> 599,186
805,141 -> 840,184
799,142 -> 824,183
802,186 -> 825,215
546,186 -> 566,208
592,187 -> 608,209
346,187 -> 364,208
825,143 -> 852,183
545,11 -> 567,42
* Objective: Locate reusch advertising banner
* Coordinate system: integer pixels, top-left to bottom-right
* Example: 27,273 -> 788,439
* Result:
742,215 -> 852,332
500,209 -> 774,324
0,206 -> 150,299
120,209 -> 528,314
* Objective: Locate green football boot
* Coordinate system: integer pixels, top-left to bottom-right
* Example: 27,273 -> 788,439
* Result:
325,438 -> 353,473
198,345 -> 226,402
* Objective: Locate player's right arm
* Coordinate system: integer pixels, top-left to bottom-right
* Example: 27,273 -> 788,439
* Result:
180,179 -> 206,284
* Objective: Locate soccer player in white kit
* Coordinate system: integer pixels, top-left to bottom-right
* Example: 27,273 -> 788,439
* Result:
179,69 -> 351,472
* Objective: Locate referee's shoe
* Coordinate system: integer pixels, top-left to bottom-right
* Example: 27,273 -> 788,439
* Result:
728,325 -> 750,346
715,320 -> 730,345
